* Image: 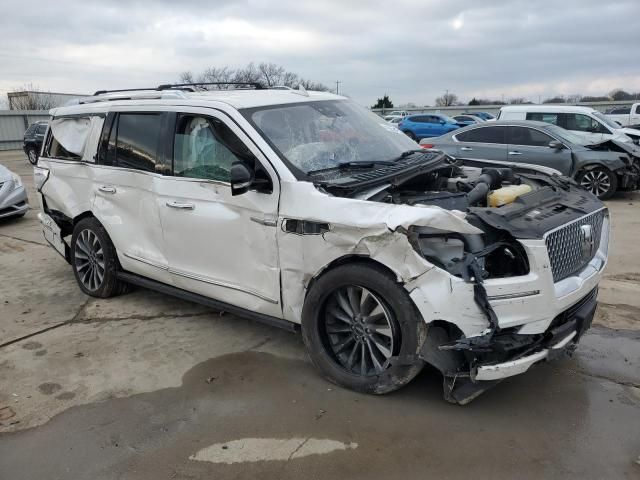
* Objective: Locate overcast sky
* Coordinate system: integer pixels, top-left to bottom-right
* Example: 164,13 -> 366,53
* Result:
1,0 -> 639,107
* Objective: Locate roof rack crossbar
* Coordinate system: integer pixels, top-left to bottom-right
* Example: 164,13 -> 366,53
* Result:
93,88 -> 160,96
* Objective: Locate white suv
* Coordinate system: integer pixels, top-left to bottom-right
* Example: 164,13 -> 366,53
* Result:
34,84 -> 609,403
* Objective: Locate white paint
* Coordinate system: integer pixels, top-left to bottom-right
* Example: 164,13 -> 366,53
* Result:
189,437 -> 358,464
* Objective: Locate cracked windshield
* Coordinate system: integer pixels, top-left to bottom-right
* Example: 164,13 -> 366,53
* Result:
247,100 -> 417,175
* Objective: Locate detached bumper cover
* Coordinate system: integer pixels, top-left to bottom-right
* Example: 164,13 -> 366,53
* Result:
0,182 -> 29,218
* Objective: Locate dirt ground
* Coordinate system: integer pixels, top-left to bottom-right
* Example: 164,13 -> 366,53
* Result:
1,149 -> 639,479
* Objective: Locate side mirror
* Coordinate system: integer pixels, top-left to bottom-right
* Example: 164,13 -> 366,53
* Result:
230,161 -> 254,196
548,140 -> 564,150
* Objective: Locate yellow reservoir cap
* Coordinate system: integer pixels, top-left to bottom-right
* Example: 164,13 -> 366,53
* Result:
488,184 -> 533,207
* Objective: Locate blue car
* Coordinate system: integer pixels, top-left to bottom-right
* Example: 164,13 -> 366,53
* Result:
467,111 -> 496,121
399,113 -> 460,140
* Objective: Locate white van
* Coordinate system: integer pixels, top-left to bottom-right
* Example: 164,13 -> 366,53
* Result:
498,105 -> 640,144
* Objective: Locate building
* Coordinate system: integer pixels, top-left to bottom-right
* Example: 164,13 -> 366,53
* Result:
8,90 -> 87,110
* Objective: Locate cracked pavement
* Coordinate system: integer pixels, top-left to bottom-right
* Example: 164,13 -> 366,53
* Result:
1,150 -> 639,479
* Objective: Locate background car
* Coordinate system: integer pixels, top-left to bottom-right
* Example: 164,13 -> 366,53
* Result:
419,120 -> 640,199
467,111 -> 496,121
386,117 -> 403,127
23,120 -> 48,165
606,103 -> 640,128
399,113 -> 460,140
383,110 -> 409,121
498,105 -> 640,144
0,164 -> 29,219
452,114 -> 485,126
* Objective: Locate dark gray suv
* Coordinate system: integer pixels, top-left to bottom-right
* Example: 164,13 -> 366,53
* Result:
420,120 -> 640,199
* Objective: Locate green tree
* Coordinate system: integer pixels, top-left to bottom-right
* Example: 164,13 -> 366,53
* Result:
372,95 -> 393,109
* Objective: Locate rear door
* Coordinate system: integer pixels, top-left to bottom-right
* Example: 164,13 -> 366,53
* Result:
90,110 -> 172,284
453,125 -> 508,161
506,126 -> 573,175
631,104 -> 640,126
155,108 -> 282,318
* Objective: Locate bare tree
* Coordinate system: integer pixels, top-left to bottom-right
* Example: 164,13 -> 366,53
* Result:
179,62 -> 329,91
9,84 -> 57,110
435,92 -> 458,107
509,97 -> 530,104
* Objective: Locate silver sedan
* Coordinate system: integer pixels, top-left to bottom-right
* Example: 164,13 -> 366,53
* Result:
0,164 -> 29,219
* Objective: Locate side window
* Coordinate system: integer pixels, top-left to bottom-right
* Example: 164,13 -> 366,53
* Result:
526,112 -> 559,125
508,127 -> 553,147
172,115 -> 255,182
36,124 -> 47,135
25,124 -> 37,136
456,126 -> 506,144
635,105 -> 640,114
114,113 -> 163,173
409,116 -> 425,123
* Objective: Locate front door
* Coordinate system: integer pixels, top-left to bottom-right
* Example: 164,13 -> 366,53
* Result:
506,126 -> 573,175
155,109 -> 281,318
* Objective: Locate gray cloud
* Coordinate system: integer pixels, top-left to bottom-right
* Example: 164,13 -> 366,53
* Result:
0,0 -> 638,106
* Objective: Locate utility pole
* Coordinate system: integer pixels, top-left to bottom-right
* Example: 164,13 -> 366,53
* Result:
335,81 -> 342,95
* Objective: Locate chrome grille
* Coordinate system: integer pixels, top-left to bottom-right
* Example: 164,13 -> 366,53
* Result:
545,209 -> 606,283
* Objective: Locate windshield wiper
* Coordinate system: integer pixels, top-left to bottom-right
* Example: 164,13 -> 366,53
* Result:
307,160 -> 395,176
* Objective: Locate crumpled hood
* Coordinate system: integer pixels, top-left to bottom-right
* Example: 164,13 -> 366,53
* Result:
586,138 -> 640,158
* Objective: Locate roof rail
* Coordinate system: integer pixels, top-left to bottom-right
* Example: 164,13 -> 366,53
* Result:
157,82 -> 264,90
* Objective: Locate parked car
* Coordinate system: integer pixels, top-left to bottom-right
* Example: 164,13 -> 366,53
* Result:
383,110 -> 408,121
452,114 -> 485,126
399,113 -> 460,140
467,111 -> 496,121
605,103 -> 640,128
419,120 -> 640,199
386,117 -> 403,127
23,120 -> 48,165
0,164 -> 29,218
498,105 -> 640,144
35,85 -> 608,404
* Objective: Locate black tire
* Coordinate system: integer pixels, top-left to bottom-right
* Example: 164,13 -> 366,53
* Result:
26,148 -> 38,165
70,217 -> 130,298
302,263 -> 427,395
576,167 -> 618,200
404,130 -> 417,141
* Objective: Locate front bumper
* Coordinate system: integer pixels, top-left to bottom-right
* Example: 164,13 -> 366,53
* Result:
0,182 -> 29,218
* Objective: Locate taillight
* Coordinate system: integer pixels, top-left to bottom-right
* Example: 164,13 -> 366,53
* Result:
420,143 -> 434,149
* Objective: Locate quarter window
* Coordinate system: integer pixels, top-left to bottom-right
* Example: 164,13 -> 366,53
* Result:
456,126 -> 506,144
508,127 -> 554,147
172,115 -> 254,182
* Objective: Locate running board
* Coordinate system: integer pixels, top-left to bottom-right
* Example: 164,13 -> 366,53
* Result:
116,271 -> 299,333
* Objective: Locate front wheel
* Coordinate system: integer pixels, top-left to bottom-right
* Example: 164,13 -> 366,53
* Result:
71,217 -> 129,298
576,167 -> 618,200
403,130 -> 417,141
302,263 -> 426,395
26,148 -> 38,165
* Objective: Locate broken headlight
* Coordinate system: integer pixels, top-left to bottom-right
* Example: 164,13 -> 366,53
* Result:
410,227 -> 529,279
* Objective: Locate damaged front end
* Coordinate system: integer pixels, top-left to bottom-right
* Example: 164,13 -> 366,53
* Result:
315,150 -> 607,404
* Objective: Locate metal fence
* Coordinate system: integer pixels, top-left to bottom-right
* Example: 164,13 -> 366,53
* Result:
371,100 -> 635,117
0,110 -> 49,151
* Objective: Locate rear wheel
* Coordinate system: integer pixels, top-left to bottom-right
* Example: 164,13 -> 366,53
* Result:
577,167 -> 617,199
71,217 -> 129,298
26,148 -> 38,165
404,130 -> 417,141
302,263 -> 426,394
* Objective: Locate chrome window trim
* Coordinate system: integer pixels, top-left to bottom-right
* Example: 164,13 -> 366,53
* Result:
452,124 -> 568,149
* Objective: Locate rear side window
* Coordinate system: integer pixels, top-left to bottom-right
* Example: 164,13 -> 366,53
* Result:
173,114 -> 255,182
456,126 -> 506,144
526,112 -> 559,125
409,116 -> 426,123
508,127 -> 554,147
635,105 -> 640,114
25,124 -> 37,136
114,114 -> 163,173
36,124 -> 47,135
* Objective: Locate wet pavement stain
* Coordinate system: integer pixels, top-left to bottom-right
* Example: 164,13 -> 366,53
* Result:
37,383 -> 62,395
0,351 -> 639,480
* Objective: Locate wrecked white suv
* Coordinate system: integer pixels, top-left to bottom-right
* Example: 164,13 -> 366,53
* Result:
34,84 -> 609,403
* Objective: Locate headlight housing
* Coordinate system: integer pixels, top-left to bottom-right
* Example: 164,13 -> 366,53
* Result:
10,172 -> 23,190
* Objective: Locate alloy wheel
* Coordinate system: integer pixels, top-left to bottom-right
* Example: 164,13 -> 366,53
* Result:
322,286 -> 398,376
580,170 -> 611,198
28,149 -> 37,164
74,229 -> 105,291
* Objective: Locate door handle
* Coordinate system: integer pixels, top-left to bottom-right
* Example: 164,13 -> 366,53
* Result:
166,201 -> 195,210
250,216 -> 277,227
460,147 -> 473,151
508,151 -> 523,156
98,185 -> 116,194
